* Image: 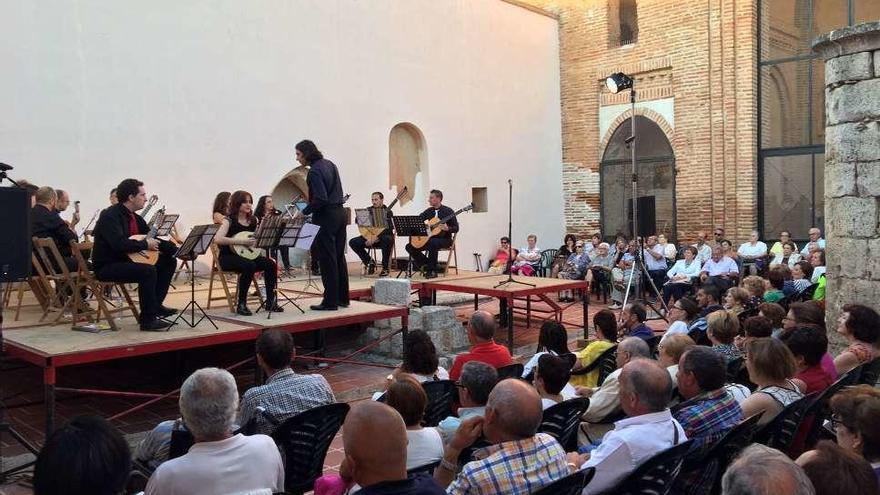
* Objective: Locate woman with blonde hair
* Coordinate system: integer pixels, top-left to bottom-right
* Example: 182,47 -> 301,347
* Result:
740,338 -> 805,425
707,310 -> 742,362
724,287 -> 751,316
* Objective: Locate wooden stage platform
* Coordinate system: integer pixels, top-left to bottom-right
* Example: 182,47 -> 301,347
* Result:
1,300 -> 408,435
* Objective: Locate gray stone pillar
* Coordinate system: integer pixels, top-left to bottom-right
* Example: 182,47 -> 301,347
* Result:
813,22 -> 880,335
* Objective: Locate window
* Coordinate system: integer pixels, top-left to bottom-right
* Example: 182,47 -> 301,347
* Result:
608,0 -> 638,47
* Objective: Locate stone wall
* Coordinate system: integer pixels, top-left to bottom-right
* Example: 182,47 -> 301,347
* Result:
813,22 -> 880,335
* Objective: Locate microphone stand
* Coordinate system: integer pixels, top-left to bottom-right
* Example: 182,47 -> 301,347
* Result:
495,179 -> 535,289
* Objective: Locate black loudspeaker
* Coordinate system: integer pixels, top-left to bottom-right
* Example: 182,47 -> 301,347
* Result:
0,187 -> 31,282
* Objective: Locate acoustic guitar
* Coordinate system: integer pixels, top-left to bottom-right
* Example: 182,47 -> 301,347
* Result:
128,208 -> 165,265
231,230 -> 264,261
408,203 -> 473,250
358,186 -> 408,244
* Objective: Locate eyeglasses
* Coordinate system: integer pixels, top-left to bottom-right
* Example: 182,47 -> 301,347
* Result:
828,415 -> 851,433
454,381 -> 467,389
714,232 -> 723,236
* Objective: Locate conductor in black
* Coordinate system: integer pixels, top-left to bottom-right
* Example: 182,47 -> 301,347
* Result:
296,140 -> 350,311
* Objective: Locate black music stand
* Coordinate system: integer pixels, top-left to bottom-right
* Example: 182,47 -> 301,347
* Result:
154,214 -> 179,238
272,222 -> 309,314
393,216 -> 428,278
252,216 -> 286,319
170,224 -> 219,329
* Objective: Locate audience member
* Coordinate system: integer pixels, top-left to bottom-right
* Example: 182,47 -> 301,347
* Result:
587,242 -> 614,293
662,297 -> 700,339
239,329 -> 336,435
570,310 -> 617,387
384,373 -> 445,470
790,261 -> 814,292
764,267 -> 786,303
437,379 -> 569,494
535,354 -> 571,409
833,303 -> 880,375
783,301 -> 837,379
438,362 -> 497,442
770,241 -> 801,268
510,234 -> 541,276
707,310 -> 743,362
663,246 -> 701,304
657,333 -> 696,386
558,240 -> 590,301
609,241 -> 637,310
693,231 -> 712,265
722,444 -> 815,495
770,230 -> 799,256
758,302 -> 785,337
740,338 -> 804,425
800,227 -> 825,256
734,315 -> 773,352
827,385 -> 880,479
713,227 -> 726,246
796,440 -> 878,495
720,239 -> 740,263
723,287 -> 751,317
34,415 -> 131,495
657,233 -> 678,263
742,275 -> 766,309
340,401 -> 445,494
523,320 -> 574,379
778,265 -> 799,296
574,359 -> 686,494
689,285 -> 724,342
700,245 -> 739,291
399,329 -> 449,381
738,230 -> 768,275
145,368 -> 284,495
487,236 -> 515,275
549,234 -> 575,278
643,235 -> 668,299
449,311 -> 512,380
781,326 -> 833,394
619,302 -> 653,341
810,249 -> 826,283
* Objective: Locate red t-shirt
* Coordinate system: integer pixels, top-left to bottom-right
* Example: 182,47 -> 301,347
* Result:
797,364 -> 835,394
449,341 -> 513,380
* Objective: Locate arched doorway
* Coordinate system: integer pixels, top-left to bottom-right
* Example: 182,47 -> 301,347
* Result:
600,116 -> 676,240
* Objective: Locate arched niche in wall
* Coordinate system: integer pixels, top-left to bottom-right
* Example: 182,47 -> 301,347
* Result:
389,123 -> 428,206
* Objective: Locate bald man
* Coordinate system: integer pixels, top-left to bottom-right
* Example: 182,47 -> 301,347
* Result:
437,379 -> 569,494
341,401 -> 444,494
449,311 -> 513,381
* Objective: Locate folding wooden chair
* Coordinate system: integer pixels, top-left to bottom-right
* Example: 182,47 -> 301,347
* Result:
438,233 -> 459,275
70,240 -> 139,331
31,237 -> 79,324
364,236 -> 398,276
206,244 -> 263,313
3,253 -> 53,321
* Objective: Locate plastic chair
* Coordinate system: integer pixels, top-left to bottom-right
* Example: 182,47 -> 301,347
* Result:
753,392 -> 819,455
496,363 -> 525,381
595,440 -> 693,495
802,368 -> 862,450
857,357 -> 880,386
533,467 -> 596,495
570,345 -> 618,387
726,357 -> 745,383
538,248 -> 558,277
539,397 -> 591,452
407,460 -> 440,476
421,380 -> 457,427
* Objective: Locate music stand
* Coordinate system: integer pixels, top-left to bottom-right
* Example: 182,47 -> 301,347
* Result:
392,216 -> 428,278
170,224 -> 219,329
154,214 -> 179,238
292,223 -> 322,297
252,216 -> 286,319
271,222 -> 310,314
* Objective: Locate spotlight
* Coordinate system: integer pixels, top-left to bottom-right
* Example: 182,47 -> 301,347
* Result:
605,72 -> 634,94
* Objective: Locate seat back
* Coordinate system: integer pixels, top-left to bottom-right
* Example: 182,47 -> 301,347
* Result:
645,335 -> 661,358
496,363 -> 525,381
599,440 -> 693,495
736,307 -> 759,325
406,460 -> 440,477
753,392 -> 819,453
272,403 -> 350,494
539,397 -> 590,452
438,233 -> 458,275
421,380 -> 457,427
32,237 -> 75,322
538,249 -> 558,277
596,346 -> 619,386
803,368 -> 862,449
533,467 -> 595,495
857,357 -> 880,386
725,357 -> 745,383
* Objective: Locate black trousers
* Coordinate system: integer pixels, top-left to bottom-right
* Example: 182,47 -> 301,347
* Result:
313,206 -> 349,307
95,243 -> 176,322
405,237 -> 452,272
349,234 -> 393,269
645,269 -> 667,297
662,282 -> 692,304
218,254 -> 277,303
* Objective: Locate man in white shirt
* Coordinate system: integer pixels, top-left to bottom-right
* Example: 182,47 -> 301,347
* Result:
570,358 -> 687,495
700,245 -> 739,291
737,230 -> 768,276
692,231 -> 712,265
643,235 -> 668,300
800,227 -> 825,256
145,368 -> 284,495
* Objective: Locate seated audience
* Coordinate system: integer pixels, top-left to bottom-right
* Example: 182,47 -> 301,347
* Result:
397,329 -> 449,382
707,310 -> 743,362
510,234 -> 541,276
34,415 -> 131,495
657,233 -> 678,264
587,242 -> 615,292
522,320 -> 574,379
145,368 -> 284,495
737,230 -> 768,275
657,333 -> 696,386
449,311 -> 513,380
826,385 -> 880,480
722,444 -> 816,495
619,302 -> 653,341
385,373 -> 445,470
801,227 -> 826,256
643,235 -> 669,299
770,230 -> 799,256
796,440 -> 878,495
662,297 -> 700,339
770,241 -> 801,269
833,303 -> 880,375
720,239 -> 740,264
723,287 -> 751,317
662,246 -> 701,305
758,302 -> 785,337
740,338 -> 805,425
549,234 -> 576,278
689,285 -> 724,342
790,260 -> 814,293
558,240 -> 590,301
535,354 -> 572,409
239,329 -> 336,435
742,275 -> 766,310
781,326 -> 834,394
783,301 -> 838,379
609,241 -> 637,310
810,250 -> 826,301
340,401 -> 445,494
734,315 -> 774,352
573,359 -> 687,495
487,237 -> 515,275
438,362 -> 497,442
763,267 -> 786,303
693,231 -> 712,265
570,310 -> 617,388
437,379 -> 569,494
700,245 -> 739,291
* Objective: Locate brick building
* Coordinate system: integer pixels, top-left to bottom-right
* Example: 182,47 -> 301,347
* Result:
513,0 -> 878,245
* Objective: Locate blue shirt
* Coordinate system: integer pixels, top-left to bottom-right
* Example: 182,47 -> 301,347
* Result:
627,323 -> 654,341
643,245 -> 668,271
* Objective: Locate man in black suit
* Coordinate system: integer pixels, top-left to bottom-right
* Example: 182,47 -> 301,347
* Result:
31,186 -> 79,272
91,178 -> 177,331
405,189 -> 459,279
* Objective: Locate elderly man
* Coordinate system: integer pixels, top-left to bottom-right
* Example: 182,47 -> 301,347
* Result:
438,361 -> 498,442
145,368 -> 284,495
738,230 -> 768,275
800,227 -> 825,256
449,311 -> 512,380
571,358 -> 687,494
658,333 -> 696,388
239,329 -> 336,435
643,235 -> 668,299
436,379 -> 569,494
619,302 -> 654,342
693,231 -> 712,265
341,401 -> 445,494
576,337 -> 652,443
700,245 -> 739,291
722,444 -> 815,495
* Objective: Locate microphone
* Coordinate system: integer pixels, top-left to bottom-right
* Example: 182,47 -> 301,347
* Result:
0,163 -> 13,172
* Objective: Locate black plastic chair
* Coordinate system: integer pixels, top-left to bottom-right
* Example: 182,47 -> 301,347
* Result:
753,392 -> 819,455
538,249 -> 558,277
407,460 -> 440,476
736,306 -> 759,325
596,439 -> 694,495
570,345 -> 617,387
421,380 -> 458,427
802,367 -> 862,450
539,397 -> 591,452
497,363 -> 525,381
168,416 -> 257,461
533,467 -> 596,495
725,356 -> 745,383
644,335 -> 661,358
271,403 -> 350,495
857,357 -> 880,386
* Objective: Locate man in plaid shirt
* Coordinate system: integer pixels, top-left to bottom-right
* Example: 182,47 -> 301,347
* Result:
238,330 -> 336,435
434,379 -> 569,494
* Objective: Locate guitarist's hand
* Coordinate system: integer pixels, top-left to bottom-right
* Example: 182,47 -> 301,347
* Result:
242,238 -> 257,247
146,238 -> 160,251
365,239 -> 374,247
439,224 -> 449,232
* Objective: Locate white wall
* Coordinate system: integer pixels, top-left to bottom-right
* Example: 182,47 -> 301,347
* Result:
1,0 -> 563,269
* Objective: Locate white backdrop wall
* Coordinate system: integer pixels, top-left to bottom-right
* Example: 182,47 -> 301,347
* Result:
1,0 -> 564,269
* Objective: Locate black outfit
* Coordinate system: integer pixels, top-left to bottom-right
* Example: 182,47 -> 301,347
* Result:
303,158 -> 349,309
405,205 -> 460,274
349,206 -> 394,270
357,474 -> 445,495
91,203 -> 176,327
217,218 -> 278,312
30,204 -> 79,272
256,213 -> 291,270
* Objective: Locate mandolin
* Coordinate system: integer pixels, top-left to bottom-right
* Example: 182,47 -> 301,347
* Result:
128,208 -> 165,265
408,203 -> 473,250
359,186 -> 408,244
231,230 -> 264,260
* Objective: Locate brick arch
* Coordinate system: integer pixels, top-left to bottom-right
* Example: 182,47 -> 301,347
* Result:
598,108 -> 674,161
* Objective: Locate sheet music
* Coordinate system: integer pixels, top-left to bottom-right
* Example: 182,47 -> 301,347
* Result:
295,223 -> 320,250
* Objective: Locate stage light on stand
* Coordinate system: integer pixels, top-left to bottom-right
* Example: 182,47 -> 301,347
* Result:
605,72 -> 634,94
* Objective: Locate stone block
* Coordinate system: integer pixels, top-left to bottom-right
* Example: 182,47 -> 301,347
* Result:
827,79 -> 880,125
826,52 -> 874,85
372,278 -> 411,306
421,306 -> 459,332
876,50 -> 880,78
868,238 -> 880,280
857,162 -> 880,197
825,121 -> 880,163
408,307 -> 424,332
825,161 -> 858,198
829,196 -> 878,237
831,238 -> 868,278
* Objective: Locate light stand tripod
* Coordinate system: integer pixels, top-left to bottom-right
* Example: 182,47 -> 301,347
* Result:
495,179 -> 535,289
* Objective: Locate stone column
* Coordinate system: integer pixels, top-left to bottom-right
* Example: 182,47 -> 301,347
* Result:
813,22 -> 880,336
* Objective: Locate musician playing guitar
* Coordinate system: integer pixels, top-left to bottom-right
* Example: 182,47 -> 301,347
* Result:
213,190 -> 283,316
91,179 -> 178,331
405,189 -> 459,279
349,192 -> 394,277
